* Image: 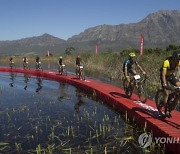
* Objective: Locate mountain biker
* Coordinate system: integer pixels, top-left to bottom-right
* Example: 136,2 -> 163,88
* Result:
35,56 -> 41,70
75,55 -> 82,75
23,57 -> 28,69
58,56 -> 65,74
160,50 -> 180,117
123,52 -> 146,87
9,57 -> 15,68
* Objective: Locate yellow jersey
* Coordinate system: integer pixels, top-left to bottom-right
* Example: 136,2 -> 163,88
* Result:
162,58 -> 180,76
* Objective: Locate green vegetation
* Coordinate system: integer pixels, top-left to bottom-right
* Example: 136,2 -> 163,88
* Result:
63,45 -> 179,94
0,44 -> 179,95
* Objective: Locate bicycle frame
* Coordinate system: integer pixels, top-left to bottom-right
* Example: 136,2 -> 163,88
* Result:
77,65 -> 85,80
23,62 -> 29,69
36,62 -> 42,70
58,64 -> 66,75
123,74 -> 147,103
10,62 -> 15,69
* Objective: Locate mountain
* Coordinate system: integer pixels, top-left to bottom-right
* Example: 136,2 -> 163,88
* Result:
0,33 -> 66,55
68,10 -> 180,50
0,10 -> 179,55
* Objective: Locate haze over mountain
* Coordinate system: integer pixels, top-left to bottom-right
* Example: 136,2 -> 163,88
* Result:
0,10 -> 179,55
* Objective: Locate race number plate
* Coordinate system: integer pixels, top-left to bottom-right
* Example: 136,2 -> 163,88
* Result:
134,75 -> 141,80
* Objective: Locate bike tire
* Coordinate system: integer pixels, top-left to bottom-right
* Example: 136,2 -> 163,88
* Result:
82,71 -> 85,80
155,89 -> 166,115
167,93 -> 180,112
63,68 -> 67,76
62,69 -> 67,76
79,70 -> 83,80
137,82 -> 148,103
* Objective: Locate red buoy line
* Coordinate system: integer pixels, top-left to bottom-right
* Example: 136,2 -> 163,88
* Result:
0,67 -> 179,154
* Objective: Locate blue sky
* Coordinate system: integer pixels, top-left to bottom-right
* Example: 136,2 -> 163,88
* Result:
0,0 -> 179,41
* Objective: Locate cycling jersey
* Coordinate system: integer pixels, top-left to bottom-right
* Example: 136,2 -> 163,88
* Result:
76,57 -> 81,66
58,58 -> 63,65
123,58 -> 137,72
161,57 -> 180,77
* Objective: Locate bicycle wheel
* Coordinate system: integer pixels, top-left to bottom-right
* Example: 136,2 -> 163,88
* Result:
81,71 -> 85,80
167,94 -> 180,112
63,68 -> 67,76
123,79 -> 132,97
155,89 -> 166,115
79,70 -> 84,80
137,82 -> 148,103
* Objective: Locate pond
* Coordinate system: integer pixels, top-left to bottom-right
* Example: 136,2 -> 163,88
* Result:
0,72 -> 145,153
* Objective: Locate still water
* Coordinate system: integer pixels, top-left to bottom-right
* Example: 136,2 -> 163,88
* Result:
0,72 -> 145,153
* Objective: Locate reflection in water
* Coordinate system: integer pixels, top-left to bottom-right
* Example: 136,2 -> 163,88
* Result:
74,88 -> 85,112
0,72 -> 147,154
36,77 -> 42,93
48,61 -> 51,69
57,82 -> 67,101
9,72 -> 16,87
23,74 -> 30,90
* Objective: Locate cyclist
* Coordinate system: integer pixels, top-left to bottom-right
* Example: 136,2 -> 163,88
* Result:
9,57 -> 15,68
123,52 -> 146,87
58,56 -> 65,74
75,55 -> 82,75
23,57 -> 29,69
160,51 -> 180,117
35,56 -> 41,70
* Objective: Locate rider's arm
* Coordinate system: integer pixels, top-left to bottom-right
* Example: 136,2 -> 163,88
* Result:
124,67 -> 129,77
162,60 -> 169,87
162,69 -> 167,86
136,63 -> 146,74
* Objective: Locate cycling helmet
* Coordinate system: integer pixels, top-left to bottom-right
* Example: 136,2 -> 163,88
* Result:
129,53 -> 136,58
59,56 -> 63,59
172,51 -> 180,60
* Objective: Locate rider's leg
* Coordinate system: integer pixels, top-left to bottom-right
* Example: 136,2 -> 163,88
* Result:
123,72 -> 130,88
60,65 -> 63,75
76,65 -> 79,76
164,75 -> 179,117
129,70 -> 136,88
126,76 -> 130,87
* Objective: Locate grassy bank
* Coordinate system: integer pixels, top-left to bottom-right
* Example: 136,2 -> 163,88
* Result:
62,49 -> 180,94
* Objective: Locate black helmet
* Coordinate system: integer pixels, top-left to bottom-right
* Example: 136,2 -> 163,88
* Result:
172,51 -> 180,60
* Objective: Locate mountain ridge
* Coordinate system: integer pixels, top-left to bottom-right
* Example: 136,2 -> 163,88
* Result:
0,10 -> 179,55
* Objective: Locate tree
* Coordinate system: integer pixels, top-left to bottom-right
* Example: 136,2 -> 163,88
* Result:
65,47 -> 75,55
166,44 -> 180,51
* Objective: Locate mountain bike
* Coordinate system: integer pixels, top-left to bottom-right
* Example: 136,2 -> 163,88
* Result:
36,62 -> 43,71
58,64 -> 67,76
155,86 -> 180,118
76,65 -> 85,80
9,62 -> 16,69
23,62 -> 30,70
123,74 -> 148,103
